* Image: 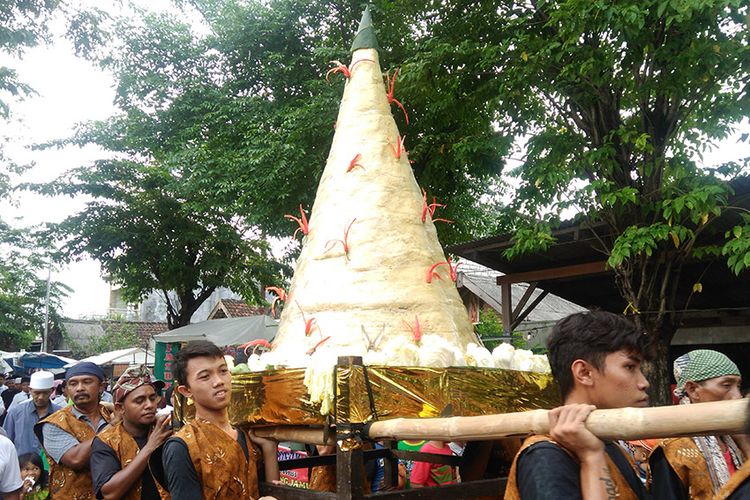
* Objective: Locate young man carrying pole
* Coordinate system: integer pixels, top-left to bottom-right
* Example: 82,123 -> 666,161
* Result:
504,311 -> 650,500
91,365 -> 172,499
160,340 -> 279,500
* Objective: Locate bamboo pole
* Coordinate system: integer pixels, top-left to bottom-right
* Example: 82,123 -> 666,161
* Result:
254,399 -> 750,445
255,426 -> 335,445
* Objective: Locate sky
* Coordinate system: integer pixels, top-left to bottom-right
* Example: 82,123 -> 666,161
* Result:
1,2 -> 748,320
0,1 -> 178,319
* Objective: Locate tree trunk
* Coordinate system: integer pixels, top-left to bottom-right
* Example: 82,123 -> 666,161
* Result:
165,286 -> 218,330
642,327 -> 676,406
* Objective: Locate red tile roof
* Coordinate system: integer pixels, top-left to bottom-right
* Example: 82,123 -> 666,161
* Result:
208,299 -> 268,319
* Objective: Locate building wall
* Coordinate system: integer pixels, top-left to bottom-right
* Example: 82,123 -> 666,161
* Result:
137,287 -> 243,323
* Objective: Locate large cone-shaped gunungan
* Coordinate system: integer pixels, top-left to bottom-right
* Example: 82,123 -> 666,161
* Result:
271,42 -> 479,362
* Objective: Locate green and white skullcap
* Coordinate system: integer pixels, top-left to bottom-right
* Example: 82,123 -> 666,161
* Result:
673,349 -> 739,397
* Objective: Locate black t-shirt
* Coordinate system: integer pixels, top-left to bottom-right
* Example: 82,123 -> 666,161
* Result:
648,446 -> 690,500
730,478 -> 750,500
516,441 -> 648,500
91,433 -> 162,500
157,430 -> 250,500
1,389 -> 18,410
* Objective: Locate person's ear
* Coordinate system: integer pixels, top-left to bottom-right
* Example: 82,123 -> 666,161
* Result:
571,359 -> 595,387
176,384 -> 192,399
685,380 -> 701,401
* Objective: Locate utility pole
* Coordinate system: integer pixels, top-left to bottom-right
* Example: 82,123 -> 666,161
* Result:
43,266 -> 51,352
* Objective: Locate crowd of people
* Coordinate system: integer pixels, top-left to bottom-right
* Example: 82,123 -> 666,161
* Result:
0,310 -> 748,499
0,343 -> 280,500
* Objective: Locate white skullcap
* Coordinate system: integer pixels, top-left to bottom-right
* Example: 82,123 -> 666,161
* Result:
29,371 -> 54,390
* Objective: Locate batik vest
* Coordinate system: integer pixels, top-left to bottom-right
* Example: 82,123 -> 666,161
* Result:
654,437 -> 718,499
504,435 -> 639,500
96,421 -> 170,500
176,418 -> 261,500
36,405 -> 111,500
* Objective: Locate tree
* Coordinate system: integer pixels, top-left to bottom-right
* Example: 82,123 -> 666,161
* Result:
473,0 -> 750,403
0,1 -> 109,350
36,159 -> 283,329
0,214 -> 69,351
65,0 -> 510,245
475,309 -> 546,353
0,0 -> 109,118
63,319 -> 141,359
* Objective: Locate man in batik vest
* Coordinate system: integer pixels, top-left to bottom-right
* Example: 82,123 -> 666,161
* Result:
160,340 -> 279,500
504,311 -> 650,500
91,365 -> 172,500
35,362 -> 112,499
650,349 -> 746,498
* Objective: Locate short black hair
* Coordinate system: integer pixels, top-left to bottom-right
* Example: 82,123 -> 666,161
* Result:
172,340 -> 224,386
20,376 -> 30,384
547,311 -> 649,399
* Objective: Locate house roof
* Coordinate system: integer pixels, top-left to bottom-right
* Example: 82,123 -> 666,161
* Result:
457,259 -> 584,322
62,320 -> 169,347
447,178 -> 750,315
207,299 -> 267,320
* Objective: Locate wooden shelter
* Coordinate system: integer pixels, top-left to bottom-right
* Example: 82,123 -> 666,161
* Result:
447,178 -> 750,378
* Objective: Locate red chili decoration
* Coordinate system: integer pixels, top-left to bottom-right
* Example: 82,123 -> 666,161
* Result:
426,261 -> 446,283
284,204 -> 310,239
265,286 -> 287,318
306,336 -> 332,356
426,260 -> 461,283
238,339 -> 271,357
386,69 -> 409,124
402,316 -> 423,344
296,301 -> 318,337
388,134 -> 407,160
325,58 -> 375,82
347,153 -> 365,173
325,218 -> 357,259
421,189 -> 453,224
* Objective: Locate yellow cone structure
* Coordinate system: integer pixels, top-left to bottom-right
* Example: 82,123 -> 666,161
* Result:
270,15 -> 479,364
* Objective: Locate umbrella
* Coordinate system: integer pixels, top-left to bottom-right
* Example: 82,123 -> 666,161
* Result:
20,352 -> 77,371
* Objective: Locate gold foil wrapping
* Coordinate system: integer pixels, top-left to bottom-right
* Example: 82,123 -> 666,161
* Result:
172,365 -> 560,426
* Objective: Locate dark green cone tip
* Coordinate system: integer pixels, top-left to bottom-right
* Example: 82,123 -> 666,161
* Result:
351,5 -> 379,52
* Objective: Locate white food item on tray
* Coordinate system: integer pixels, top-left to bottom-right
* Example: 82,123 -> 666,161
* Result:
492,343 -> 515,369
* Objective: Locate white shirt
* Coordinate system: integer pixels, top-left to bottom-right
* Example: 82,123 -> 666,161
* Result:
51,394 -> 67,407
8,391 -> 30,411
0,434 -> 22,494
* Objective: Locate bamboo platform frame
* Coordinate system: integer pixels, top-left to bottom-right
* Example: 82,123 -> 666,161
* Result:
257,356 -> 509,499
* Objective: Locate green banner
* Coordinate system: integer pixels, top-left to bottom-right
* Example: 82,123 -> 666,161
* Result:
154,342 -> 180,390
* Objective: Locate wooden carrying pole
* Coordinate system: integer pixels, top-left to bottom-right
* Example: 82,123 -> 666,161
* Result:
255,399 -> 750,444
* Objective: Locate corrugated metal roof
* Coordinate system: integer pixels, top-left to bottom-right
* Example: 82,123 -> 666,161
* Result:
458,258 -> 585,322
